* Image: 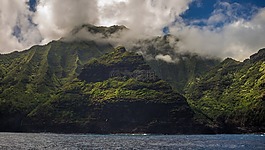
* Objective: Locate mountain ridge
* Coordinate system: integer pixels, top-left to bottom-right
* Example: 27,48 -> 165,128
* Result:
24,46 -> 211,134
0,24 -> 264,133
185,48 -> 265,133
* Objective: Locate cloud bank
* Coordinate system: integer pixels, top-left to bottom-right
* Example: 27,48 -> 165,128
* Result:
0,0 -> 264,61
172,2 -> 265,60
0,0 -> 42,53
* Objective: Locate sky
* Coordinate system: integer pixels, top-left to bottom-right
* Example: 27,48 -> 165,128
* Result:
0,0 -> 265,61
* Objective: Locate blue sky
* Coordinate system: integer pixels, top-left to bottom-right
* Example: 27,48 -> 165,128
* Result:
179,0 -> 265,28
183,0 -> 265,20
28,0 -> 37,12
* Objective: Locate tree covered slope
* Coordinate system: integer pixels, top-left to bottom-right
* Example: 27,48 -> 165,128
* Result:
185,48 -> 265,132
133,35 -> 220,92
0,40 -> 113,131
0,42 -> 210,134
0,24 -> 263,134
24,46 -> 210,134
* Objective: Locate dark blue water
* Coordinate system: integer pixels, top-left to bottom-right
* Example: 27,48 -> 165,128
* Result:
0,133 -> 264,149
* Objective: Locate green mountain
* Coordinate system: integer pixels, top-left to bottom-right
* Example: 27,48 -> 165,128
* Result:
0,24 -> 264,134
25,47 -> 209,134
185,48 -> 265,132
0,40 -> 114,131
133,35 -> 220,92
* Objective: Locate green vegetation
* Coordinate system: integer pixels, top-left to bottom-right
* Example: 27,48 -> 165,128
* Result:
0,40 -> 113,130
0,24 -> 264,133
0,41 -> 196,133
133,35 -> 221,92
76,46 -> 183,103
28,77 -> 184,127
185,49 -> 265,130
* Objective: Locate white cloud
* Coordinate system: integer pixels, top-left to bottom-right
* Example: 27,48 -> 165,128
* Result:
170,3 -> 265,61
0,0 -> 193,53
98,0 -> 128,9
33,0 -> 99,44
0,0 -> 41,53
155,54 -> 178,63
98,0 -> 192,36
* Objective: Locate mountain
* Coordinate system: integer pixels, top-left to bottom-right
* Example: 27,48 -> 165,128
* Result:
24,46 -> 210,134
0,23 -> 215,133
185,48 -> 265,133
0,24 -> 264,134
133,35 -> 220,92
0,40 -> 114,131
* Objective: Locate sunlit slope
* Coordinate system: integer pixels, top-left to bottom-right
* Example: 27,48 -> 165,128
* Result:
0,40 -> 113,131
186,48 -> 265,132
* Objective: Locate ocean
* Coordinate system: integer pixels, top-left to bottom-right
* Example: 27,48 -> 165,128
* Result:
0,133 -> 264,149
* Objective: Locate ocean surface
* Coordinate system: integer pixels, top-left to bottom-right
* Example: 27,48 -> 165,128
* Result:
0,133 -> 264,149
